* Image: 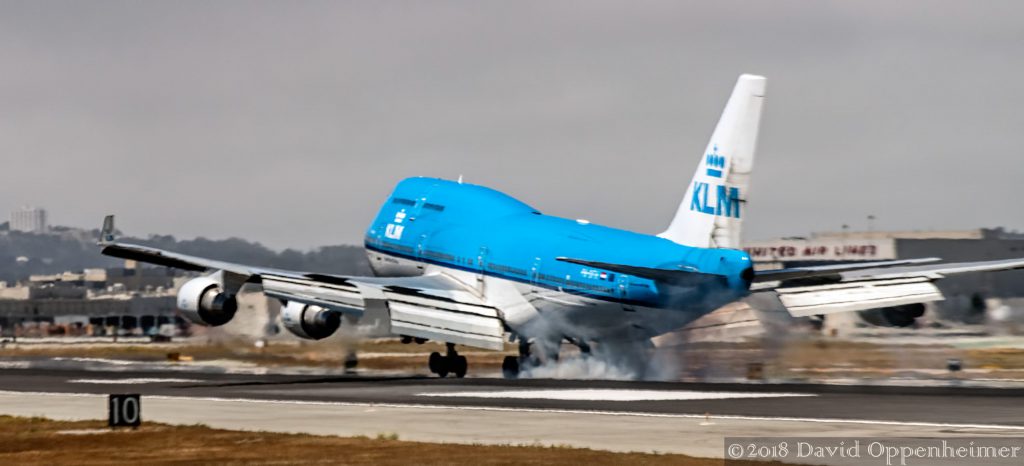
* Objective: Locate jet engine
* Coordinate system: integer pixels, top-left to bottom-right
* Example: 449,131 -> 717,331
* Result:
281,301 -> 342,340
857,303 -> 926,327
177,276 -> 238,326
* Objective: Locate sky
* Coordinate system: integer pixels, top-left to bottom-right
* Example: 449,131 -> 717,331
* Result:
2,1 -> 1022,250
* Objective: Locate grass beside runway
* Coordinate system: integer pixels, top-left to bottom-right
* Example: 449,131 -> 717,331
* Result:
0,415 -> 791,465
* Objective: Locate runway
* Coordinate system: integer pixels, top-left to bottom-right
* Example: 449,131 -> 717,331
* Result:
1,368 -> 1023,426
0,368 -> 1022,458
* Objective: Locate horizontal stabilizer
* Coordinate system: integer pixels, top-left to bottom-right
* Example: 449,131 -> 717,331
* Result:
555,257 -> 726,286
753,258 -> 940,283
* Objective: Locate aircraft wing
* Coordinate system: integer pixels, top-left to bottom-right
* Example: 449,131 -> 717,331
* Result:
658,259 -> 1024,339
841,258 -> 1024,280
751,258 -> 940,282
98,216 -> 506,350
759,258 -> 1024,317
101,242 -> 292,277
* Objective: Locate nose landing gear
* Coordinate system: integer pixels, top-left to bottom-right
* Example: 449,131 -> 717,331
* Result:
429,342 -> 468,378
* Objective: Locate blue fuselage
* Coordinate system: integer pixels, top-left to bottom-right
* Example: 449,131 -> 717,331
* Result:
364,178 -> 753,317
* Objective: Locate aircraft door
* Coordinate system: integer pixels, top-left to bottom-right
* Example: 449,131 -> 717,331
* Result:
415,233 -> 428,272
476,246 -> 488,293
530,257 -> 542,285
617,274 -> 629,300
476,246 -> 489,268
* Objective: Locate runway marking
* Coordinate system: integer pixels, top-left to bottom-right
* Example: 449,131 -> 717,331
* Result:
1,390 -> 1023,432
68,378 -> 202,385
57,428 -> 122,435
54,357 -> 140,366
0,362 -> 31,369
416,389 -> 816,401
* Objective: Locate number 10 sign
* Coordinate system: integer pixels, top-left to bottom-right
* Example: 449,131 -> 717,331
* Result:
108,394 -> 141,428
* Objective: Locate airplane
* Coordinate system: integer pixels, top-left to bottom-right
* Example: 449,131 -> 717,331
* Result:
97,74 -> 1024,379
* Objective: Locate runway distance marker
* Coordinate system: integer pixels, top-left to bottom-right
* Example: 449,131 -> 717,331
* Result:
108,394 -> 141,428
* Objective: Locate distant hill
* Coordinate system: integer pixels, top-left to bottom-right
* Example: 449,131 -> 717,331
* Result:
0,225 -> 370,284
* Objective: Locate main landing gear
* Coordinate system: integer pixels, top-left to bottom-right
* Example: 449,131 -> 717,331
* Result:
343,350 -> 359,374
501,340 -> 531,379
501,337 -> 592,379
429,343 -> 467,378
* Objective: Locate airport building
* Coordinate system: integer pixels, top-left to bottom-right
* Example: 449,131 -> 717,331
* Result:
745,228 -> 1024,324
0,261 -> 183,338
9,206 -> 48,234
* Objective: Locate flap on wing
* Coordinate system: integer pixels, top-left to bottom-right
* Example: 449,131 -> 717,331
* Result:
774,277 -> 943,317
555,257 -> 726,286
350,273 -> 505,350
752,258 -> 940,283
261,273 -> 366,314
262,272 -> 506,350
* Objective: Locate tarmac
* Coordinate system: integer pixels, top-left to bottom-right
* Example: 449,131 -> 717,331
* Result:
0,368 -> 1023,458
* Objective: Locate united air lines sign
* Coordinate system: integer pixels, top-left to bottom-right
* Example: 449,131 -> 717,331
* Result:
743,238 -> 897,262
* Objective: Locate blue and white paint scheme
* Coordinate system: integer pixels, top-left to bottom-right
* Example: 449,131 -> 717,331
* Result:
363,176 -> 753,346
98,74 -> 1024,378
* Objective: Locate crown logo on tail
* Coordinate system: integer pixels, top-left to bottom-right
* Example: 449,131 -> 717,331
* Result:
705,145 -> 726,178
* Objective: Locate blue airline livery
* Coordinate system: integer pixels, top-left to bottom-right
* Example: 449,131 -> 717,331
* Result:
364,176 -> 753,308
98,75 -> 1024,378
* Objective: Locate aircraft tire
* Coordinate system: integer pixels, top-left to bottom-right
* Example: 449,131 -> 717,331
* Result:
501,356 -> 519,379
428,351 -> 444,376
452,355 -> 468,378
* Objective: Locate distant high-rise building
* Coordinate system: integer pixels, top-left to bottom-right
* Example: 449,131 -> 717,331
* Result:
10,206 -> 47,233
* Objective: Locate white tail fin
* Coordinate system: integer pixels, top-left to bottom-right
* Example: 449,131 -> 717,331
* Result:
659,74 -> 765,249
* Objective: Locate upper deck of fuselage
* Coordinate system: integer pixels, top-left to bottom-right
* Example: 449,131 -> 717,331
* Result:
389,176 -> 539,220
371,177 -> 748,273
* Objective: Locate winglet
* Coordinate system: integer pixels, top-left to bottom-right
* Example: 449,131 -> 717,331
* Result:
99,215 -> 116,245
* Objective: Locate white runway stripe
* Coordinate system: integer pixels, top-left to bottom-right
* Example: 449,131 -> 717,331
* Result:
416,389 -> 815,401
68,378 -> 201,385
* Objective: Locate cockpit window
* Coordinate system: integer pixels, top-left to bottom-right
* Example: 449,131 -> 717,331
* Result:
423,203 -> 445,212
392,198 -> 416,206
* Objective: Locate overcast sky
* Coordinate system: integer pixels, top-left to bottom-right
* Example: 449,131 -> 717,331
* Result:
2,1 -> 1022,249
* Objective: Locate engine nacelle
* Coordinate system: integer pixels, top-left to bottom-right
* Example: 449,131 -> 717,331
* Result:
857,303 -> 926,327
281,301 -> 341,340
177,276 -> 238,327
